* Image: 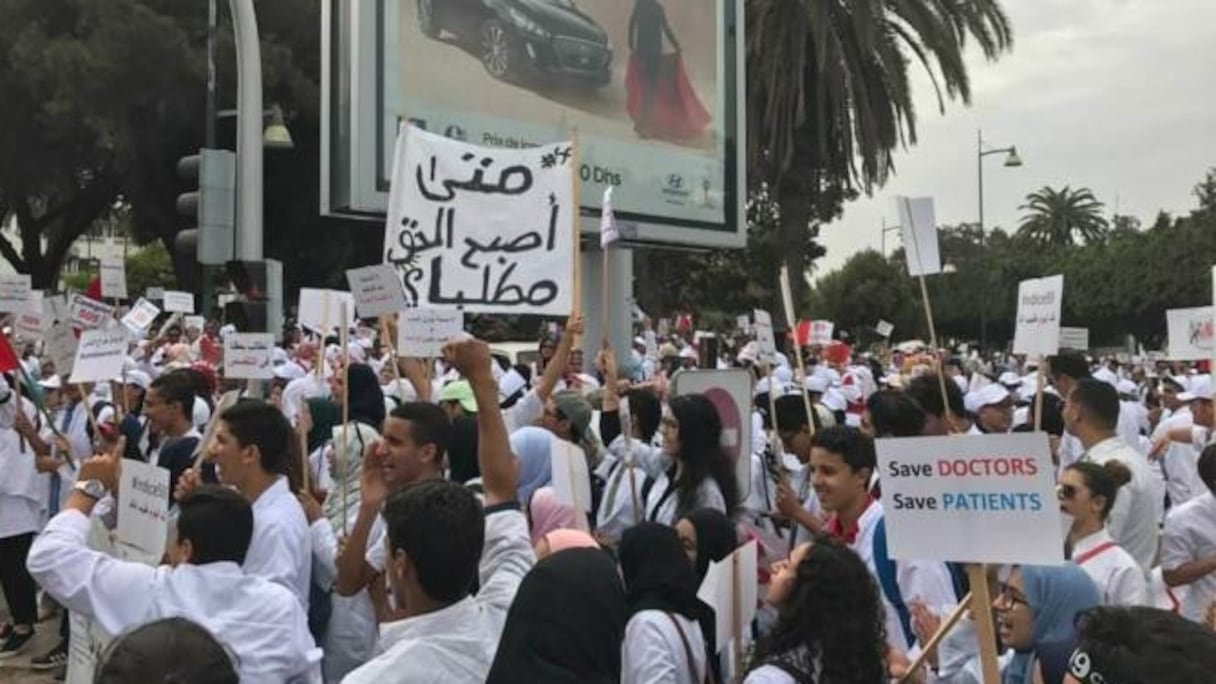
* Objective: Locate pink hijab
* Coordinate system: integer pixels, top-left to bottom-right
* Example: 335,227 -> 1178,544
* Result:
528,486 -> 589,546
543,529 -> 598,554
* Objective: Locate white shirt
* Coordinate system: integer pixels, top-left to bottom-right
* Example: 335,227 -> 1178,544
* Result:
1071,528 -> 1147,606
244,476 -> 313,607
644,470 -> 727,527
341,509 -> 535,684
1081,437 -> 1163,571
622,610 -> 707,684
27,509 -> 322,684
310,515 -> 386,682
504,390 -> 544,434
1161,491 -> 1216,622
1152,407 -> 1205,506
595,435 -> 667,543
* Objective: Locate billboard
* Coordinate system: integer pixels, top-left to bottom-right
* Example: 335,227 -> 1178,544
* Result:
322,0 -> 745,248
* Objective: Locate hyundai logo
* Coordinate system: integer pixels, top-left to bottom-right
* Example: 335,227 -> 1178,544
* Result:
667,174 -> 685,189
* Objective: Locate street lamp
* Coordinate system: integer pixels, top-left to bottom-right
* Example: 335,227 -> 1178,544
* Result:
977,129 -> 1023,352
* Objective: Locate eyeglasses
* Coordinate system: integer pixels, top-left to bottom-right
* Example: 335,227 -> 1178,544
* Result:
996,582 -> 1029,608
1057,484 -> 1078,500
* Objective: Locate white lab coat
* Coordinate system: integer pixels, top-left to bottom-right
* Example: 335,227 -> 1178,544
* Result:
0,397 -> 44,538
244,476 -> 313,608
1081,437 -> 1163,572
622,610 -> 707,684
27,509 -> 322,684
1152,407 -> 1205,506
644,471 -> 727,527
310,514 -> 386,682
1071,528 -> 1147,606
595,435 -> 667,543
1161,491 -> 1216,622
340,509 -> 535,684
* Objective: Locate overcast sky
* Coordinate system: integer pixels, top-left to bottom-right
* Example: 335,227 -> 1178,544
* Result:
814,0 -> 1216,277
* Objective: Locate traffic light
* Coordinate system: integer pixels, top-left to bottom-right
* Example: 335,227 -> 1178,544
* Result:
224,259 -> 283,341
175,148 -> 236,265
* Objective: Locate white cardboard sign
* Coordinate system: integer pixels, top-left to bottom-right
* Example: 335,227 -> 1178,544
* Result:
69,328 -> 129,383
99,257 -> 127,299
116,459 -> 171,566
346,264 -> 412,318
896,196 -> 942,276
696,540 -> 759,653
223,333 -> 275,379
548,434 -> 592,516
876,320 -> 895,338
298,288 -> 356,335
383,125 -> 576,315
753,309 -> 776,363
1012,275 -> 1064,357
1166,306 -> 1213,361
809,320 -> 835,346
874,432 -> 1064,565
0,274 -> 32,313
14,292 -> 45,339
162,290 -> 195,314
121,298 -> 161,335
397,308 -> 464,357
47,321 -> 78,376
69,293 -> 115,331
1059,326 -> 1089,351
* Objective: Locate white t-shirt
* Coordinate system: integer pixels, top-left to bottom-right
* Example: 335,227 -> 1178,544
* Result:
1071,528 -> 1147,607
1162,491 -> 1216,622
1081,437 -> 1164,572
621,610 -> 707,684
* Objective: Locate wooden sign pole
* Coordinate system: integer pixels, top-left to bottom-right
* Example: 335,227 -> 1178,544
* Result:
967,564 -> 1002,683
338,302 -> 351,535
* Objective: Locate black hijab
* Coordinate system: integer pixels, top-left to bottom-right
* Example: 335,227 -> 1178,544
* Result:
486,548 -> 625,684
684,507 -> 736,581
345,363 -> 385,429
446,414 -> 480,484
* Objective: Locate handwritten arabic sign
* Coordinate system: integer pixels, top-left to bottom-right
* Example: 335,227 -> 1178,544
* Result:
346,264 -> 412,318
0,274 -> 31,313
1012,275 -> 1064,358
223,333 -> 274,379
1166,306 -> 1213,360
121,298 -> 161,335
384,125 -> 575,315
397,308 -> 464,357
298,289 -> 356,335
162,290 -> 195,314
99,257 -> 127,299
70,327 -> 128,383
69,294 -> 116,331
116,459 -> 171,566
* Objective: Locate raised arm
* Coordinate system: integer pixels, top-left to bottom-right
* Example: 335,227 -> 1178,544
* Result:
445,338 -> 517,507
534,314 -> 583,403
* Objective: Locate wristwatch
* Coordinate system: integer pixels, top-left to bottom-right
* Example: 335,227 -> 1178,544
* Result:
73,480 -> 107,500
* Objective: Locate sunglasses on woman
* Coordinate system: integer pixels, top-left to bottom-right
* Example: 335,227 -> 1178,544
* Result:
1056,484 -> 1078,500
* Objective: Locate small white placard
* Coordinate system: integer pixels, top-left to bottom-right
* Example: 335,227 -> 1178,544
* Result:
162,290 -> 195,313
696,540 -> 759,653
896,196 -> 943,276
1012,275 -> 1064,357
346,264 -> 412,318
69,327 -> 129,383
876,320 -> 895,338
397,308 -> 464,357
121,298 -> 161,335
69,293 -> 115,331
753,309 -> 776,362
0,274 -> 32,313
99,257 -> 127,299
116,459 -> 171,566
223,333 -> 275,379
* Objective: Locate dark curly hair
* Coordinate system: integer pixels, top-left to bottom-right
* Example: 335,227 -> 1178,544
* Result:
669,394 -> 740,518
749,534 -> 887,684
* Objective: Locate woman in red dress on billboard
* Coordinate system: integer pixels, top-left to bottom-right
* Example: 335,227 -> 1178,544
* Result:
626,0 -> 711,142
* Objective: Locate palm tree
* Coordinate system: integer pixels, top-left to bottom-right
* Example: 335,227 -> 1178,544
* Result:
746,0 -> 1014,304
1017,186 -> 1109,246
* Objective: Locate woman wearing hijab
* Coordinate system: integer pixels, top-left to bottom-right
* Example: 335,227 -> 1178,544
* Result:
536,529 -> 599,560
301,397 -> 339,492
446,414 -> 480,484
645,394 -> 740,526
322,362 -> 386,527
510,426 -> 554,504
528,487 -> 590,547
486,547 -> 626,684
620,523 -> 715,684
676,507 -> 737,581
745,536 -> 888,684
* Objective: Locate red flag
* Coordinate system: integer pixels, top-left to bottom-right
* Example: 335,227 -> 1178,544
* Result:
790,320 -> 812,347
0,334 -> 20,373
85,275 -> 102,301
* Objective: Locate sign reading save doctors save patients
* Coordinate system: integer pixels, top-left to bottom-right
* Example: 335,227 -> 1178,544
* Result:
874,432 -> 1063,565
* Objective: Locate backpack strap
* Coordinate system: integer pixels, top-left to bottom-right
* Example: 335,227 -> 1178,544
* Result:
663,612 -> 708,684
872,517 -> 915,648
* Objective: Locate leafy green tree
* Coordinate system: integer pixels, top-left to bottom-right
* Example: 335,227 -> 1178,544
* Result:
1016,186 -> 1109,246
126,241 -> 176,296
807,250 -> 923,346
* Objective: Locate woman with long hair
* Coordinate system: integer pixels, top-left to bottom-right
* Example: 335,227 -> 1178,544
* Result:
644,394 -> 740,526
1059,461 -> 1146,605
746,536 -> 888,683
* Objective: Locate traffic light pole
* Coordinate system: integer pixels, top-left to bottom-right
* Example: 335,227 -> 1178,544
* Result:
230,0 -> 263,261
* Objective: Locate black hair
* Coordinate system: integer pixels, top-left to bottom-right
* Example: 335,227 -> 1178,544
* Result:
1072,606 -> 1216,683
669,394 -> 740,518
345,363 -> 386,429
905,373 -> 964,419
1048,352 -> 1091,383
150,371 -> 197,422
773,394 -> 822,433
1065,461 -> 1132,521
176,368 -> 215,412
1027,392 -> 1066,436
94,617 -> 238,684
389,402 -> 452,463
1199,444 -> 1216,495
626,388 -> 662,442
383,479 -> 484,603
177,485 -> 253,565
219,400 -> 292,476
749,535 -> 887,684
810,426 -> 877,475
1069,379 -> 1120,432
865,389 -> 926,437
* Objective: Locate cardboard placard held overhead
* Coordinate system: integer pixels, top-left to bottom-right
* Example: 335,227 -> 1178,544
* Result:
735,314 -> 750,332
397,308 -> 464,357
670,369 -> 753,499
1059,327 -> 1089,351
548,434 -> 592,516
0,274 -> 32,313
223,333 -> 275,379
69,293 -> 116,331
161,290 -> 195,314
696,539 -> 759,653
145,287 -> 165,302
1166,306 -> 1213,360
383,125 -> 576,315
1011,275 -> 1064,357
876,320 -> 895,338
70,328 -> 129,383
753,309 -> 776,362
121,298 -> 161,335
298,288 -> 356,335
808,320 -> 835,346
115,460 -> 171,566
896,196 -> 942,276
99,257 -> 127,299
874,432 -> 1063,565
47,321 -> 78,376
347,264 -> 412,318
14,292 -> 45,340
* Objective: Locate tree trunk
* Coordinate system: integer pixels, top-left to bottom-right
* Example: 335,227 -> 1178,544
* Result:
776,179 -> 813,325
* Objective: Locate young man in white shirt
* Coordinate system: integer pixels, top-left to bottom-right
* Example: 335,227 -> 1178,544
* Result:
27,449 -> 321,683
142,371 -> 202,499
1162,446 -> 1216,623
342,338 -> 535,684
1063,379 -> 1163,571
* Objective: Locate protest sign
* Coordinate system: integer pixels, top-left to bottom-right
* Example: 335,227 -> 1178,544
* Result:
874,432 -> 1063,565
116,459 -> 170,566
145,286 -> 165,301
383,125 -> 576,315
697,539 -> 759,653
47,321 -> 78,376
397,308 -> 464,357
298,288 -> 356,335
223,333 -> 275,379
895,196 -> 942,276
549,434 -> 592,516
876,320 -> 895,338
162,290 -> 195,314
70,328 -> 129,383
753,309 -> 776,362
184,315 -> 205,331
1012,275 -> 1064,357
1059,326 -> 1090,351
808,320 -> 834,346
1166,306 -> 1213,360
0,274 -> 31,313
14,292 -> 45,340
346,264 -> 412,317
121,298 -> 161,335
69,293 -> 115,331
671,369 -> 753,499
99,257 -> 127,299
67,519 -> 116,684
